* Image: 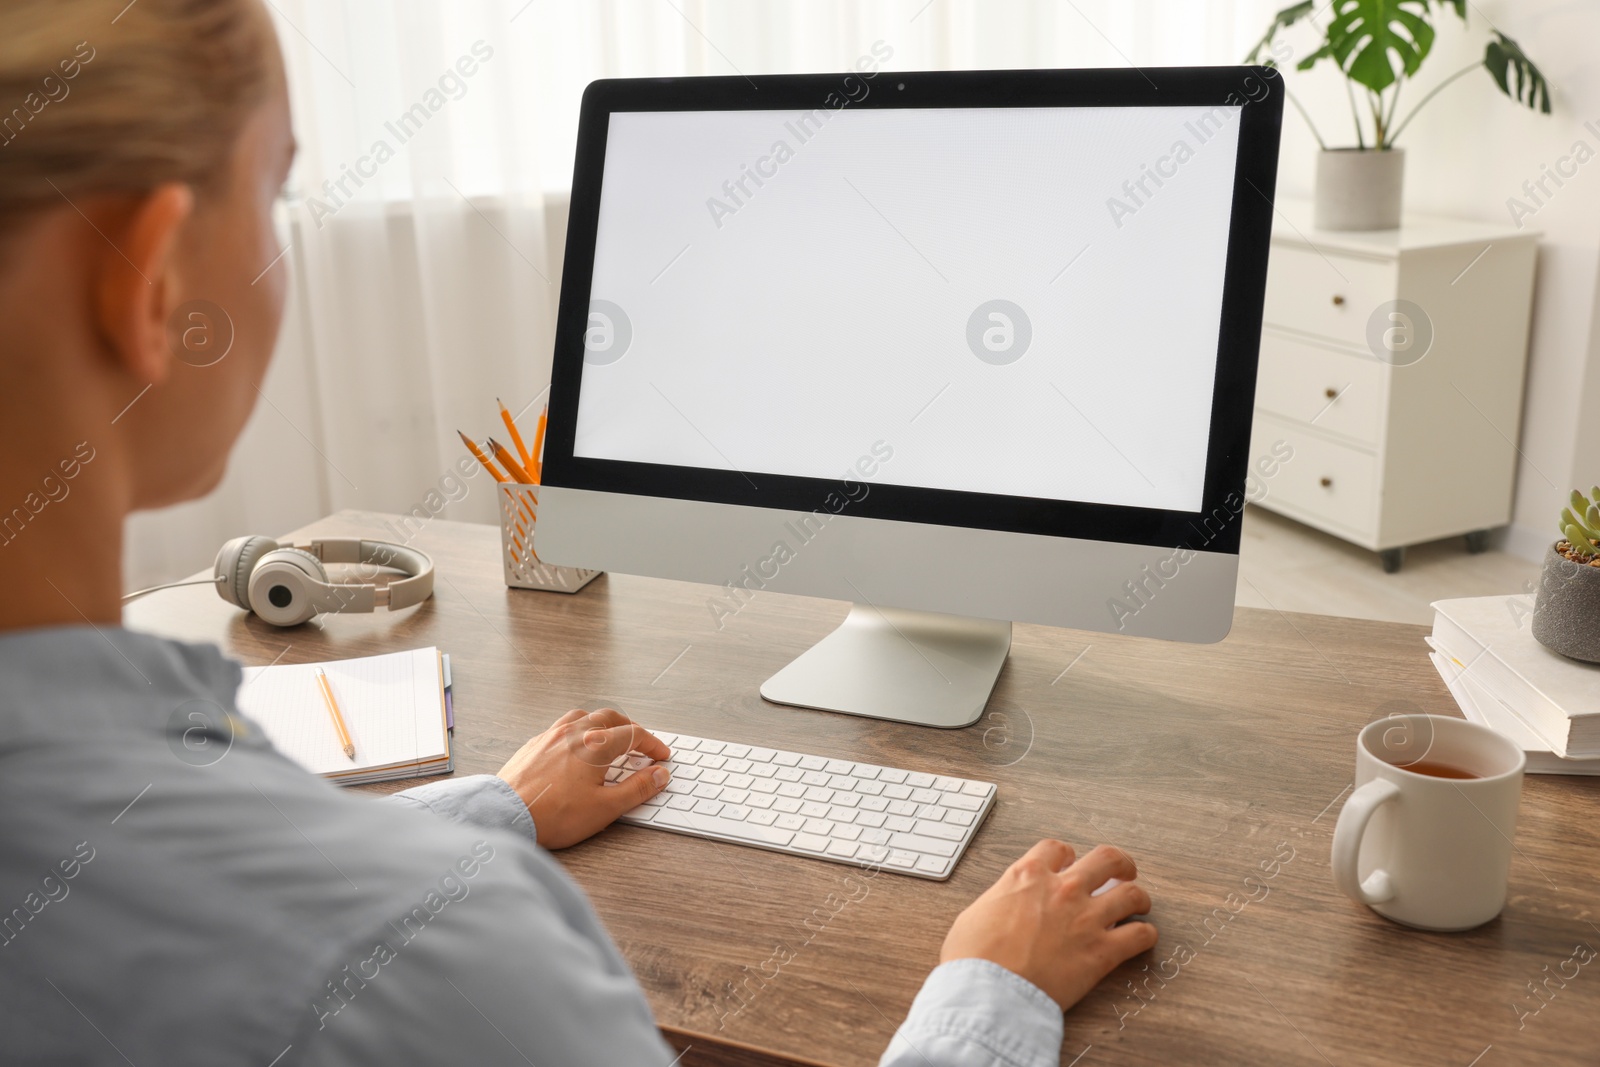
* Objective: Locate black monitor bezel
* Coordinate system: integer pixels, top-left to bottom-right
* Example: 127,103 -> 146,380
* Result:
544,66 -> 1283,557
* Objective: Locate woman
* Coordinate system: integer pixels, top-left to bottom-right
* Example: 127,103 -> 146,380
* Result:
0,2 -> 1158,1064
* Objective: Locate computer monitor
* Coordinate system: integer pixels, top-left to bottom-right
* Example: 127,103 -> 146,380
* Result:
538,66 -> 1284,728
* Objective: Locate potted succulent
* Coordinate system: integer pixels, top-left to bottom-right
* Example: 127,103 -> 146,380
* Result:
1248,0 -> 1551,231
1532,487 -> 1600,664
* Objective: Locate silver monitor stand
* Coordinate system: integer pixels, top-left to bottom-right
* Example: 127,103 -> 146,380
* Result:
760,604 -> 1012,729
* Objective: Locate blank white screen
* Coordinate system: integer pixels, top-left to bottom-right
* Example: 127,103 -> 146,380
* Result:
574,104 -> 1240,512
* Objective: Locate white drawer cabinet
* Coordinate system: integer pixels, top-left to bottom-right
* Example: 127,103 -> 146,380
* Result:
1248,200 -> 1538,572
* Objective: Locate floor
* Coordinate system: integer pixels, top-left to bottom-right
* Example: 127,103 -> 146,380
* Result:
1234,505 -> 1539,626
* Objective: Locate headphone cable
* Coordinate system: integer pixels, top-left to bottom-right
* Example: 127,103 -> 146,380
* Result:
121,575 -> 227,603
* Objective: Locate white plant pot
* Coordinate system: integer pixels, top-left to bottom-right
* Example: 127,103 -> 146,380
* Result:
1314,148 -> 1405,231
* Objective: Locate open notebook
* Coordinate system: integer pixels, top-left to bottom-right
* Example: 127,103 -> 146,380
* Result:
236,647 -> 451,786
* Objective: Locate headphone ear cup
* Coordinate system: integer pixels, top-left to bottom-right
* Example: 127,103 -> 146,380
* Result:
215,536 -> 280,611
247,548 -> 330,627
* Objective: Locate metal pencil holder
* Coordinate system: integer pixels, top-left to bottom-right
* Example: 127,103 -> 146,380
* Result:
498,484 -> 602,593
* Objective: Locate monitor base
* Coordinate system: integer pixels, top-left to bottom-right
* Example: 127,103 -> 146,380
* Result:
760,604 -> 1012,729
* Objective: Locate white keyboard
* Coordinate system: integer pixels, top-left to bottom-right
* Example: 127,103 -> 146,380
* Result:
607,731 -> 997,880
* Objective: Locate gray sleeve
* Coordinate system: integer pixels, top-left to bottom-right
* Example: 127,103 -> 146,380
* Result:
294,839 -> 675,1067
384,775 -> 537,843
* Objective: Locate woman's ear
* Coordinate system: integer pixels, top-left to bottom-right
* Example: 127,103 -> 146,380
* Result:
92,182 -> 195,386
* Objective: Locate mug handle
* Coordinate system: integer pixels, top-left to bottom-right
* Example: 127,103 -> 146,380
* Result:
1332,778 -> 1401,905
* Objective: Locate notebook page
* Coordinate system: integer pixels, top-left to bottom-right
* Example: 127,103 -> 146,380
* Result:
237,648 -> 445,777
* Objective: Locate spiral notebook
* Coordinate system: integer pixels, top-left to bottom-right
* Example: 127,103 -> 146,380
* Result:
236,647 -> 452,786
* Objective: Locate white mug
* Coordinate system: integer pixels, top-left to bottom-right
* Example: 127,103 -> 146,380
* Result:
1332,713 -> 1525,931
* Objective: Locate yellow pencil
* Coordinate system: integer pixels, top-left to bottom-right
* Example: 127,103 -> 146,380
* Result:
531,404 -> 548,484
487,437 -> 536,485
499,398 -> 533,469
314,668 -> 356,761
458,430 -> 508,483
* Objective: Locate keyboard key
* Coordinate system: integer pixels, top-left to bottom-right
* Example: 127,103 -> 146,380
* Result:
860,796 -> 890,812
828,775 -> 856,791
855,811 -> 887,828
826,840 -> 859,858
671,737 -> 699,752
827,807 -> 858,824
916,805 -> 944,821
642,793 -> 669,807
887,800 -> 917,817
824,759 -> 854,775
623,754 -> 655,771
723,744 -> 751,758
653,807 -> 794,847
725,774 -> 754,790
915,820 -> 964,842
943,794 -> 984,812
860,828 -> 890,846
890,833 -> 957,857
722,805 -> 751,822
665,779 -> 695,794
721,789 -> 750,805
793,833 -> 830,853
748,747 -> 776,762
775,767 -> 804,782
961,781 -> 991,797
693,799 -> 725,817
666,794 -> 696,810
776,814 -> 806,830
831,824 -> 862,842
883,784 -> 913,800
751,779 -> 779,794
625,805 -> 656,821
800,801 -> 831,819
699,754 -> 727,769
773,797 -> 803,813
724,759 -> 753,774
749,763 -> 777,778
605,767 -> 623,782
831,793 -> 859,808
701,770 -> 728,785
860,845 -> 890,863
673,765 -> 703,782
856,781 -> 885,796
748,794 -> 775,809
772,752 -> 802,767
933,776 -> 962,792
777,783 -> 806,798
886,849 -> 918,868
799,756 -> 828,771
915,855 -> 949,875
653,732 -> 678,745
804,818 -> 835,835
803,786 -> 834,803
748,810 -> 778,825
692,783 -> 723,800
944,808 -> 976,827
911,788 -> 941,804
906,772 -> 935,788
673,751 -> 702,766
885,815 -> 916,833
801,770 -> 831,787
879,769 -> 908,784
851,765 -> 881,781
698,741 -> 726,755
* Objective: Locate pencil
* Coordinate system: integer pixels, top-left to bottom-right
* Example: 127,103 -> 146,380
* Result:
314,667 -> 356,761
458,430 -> 508,483
487,436 -> 536,484
499,398 -> 533,469
531,404 -> 548,484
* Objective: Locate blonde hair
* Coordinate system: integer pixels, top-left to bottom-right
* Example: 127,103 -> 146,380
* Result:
0,0 -> 273,228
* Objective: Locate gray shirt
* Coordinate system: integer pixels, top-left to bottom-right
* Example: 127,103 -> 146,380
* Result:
0,627 -> 1061,1066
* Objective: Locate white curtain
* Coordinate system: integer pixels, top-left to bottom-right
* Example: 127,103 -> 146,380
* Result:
124,0 -> 1282,590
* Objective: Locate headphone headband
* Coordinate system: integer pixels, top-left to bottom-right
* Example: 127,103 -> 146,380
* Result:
213,534 -> 434,626
295,538 -> 434,610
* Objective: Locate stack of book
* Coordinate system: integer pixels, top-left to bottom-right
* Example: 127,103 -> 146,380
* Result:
1429,596 -> 1600,776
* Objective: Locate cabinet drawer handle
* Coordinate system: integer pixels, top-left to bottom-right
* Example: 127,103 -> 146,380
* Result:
1320,477 -> 1334,488
1324,387 -> 1338,399
1331,294 -> 1346,306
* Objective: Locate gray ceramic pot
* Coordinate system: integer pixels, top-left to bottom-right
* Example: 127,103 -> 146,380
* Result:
1531,543 -> 1600,664
1314,148 -> 1405,231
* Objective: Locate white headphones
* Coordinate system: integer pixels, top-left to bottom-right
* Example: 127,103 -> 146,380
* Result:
212,536 -> 435,627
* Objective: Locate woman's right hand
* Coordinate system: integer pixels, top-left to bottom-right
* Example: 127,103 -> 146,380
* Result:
938,840 -> 1157,1011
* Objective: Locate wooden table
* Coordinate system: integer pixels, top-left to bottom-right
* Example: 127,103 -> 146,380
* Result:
126,511 -> 1600,1067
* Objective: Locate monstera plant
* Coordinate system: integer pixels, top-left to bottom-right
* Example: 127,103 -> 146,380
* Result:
1247,0 -> 1551,229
